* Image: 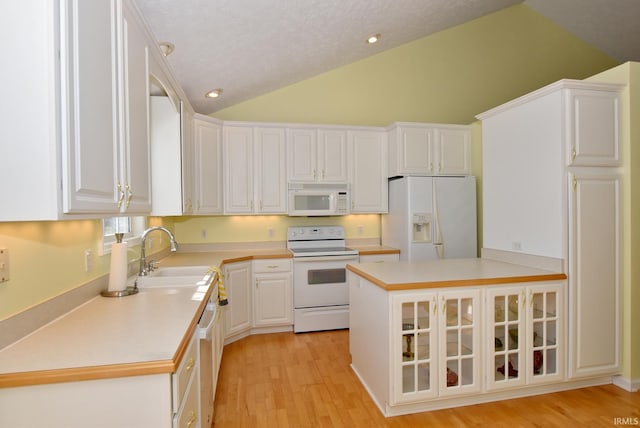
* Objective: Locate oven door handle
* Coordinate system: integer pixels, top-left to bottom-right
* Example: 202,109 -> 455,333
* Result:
294,255 -> 359,263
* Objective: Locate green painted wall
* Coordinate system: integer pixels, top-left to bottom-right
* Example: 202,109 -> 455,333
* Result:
213,4 -> 616,126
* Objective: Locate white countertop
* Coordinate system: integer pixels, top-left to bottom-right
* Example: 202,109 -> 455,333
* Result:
347,258 -> 566,290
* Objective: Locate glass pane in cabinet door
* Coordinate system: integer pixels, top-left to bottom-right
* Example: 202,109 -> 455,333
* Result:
461,327 -> 473,356
446,330 -> 459,357
460,358 -> 474,386
508,295 -> 519,321
461,298 -> 473,325
546,292 -> 557,316
533,321 -> 544,347
495,296 -> 505,322
494,325 -> 505,351
417,300 -> 430,329
446,360 -> 460,387
402,364 -> 415,393
446,299 -> 459,326
402,302 -> 414,328
417,363 -> 430,391
417,332 -> 430,360
547,320 -> 557,346
532,293 -> 544,319
495,354 -> 506,381
402,333 -> 416,361
545,349 -> 557,374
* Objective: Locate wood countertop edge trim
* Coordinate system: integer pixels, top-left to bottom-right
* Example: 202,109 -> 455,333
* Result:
347,265 -> 566,291
357,249 -> 401,255
0,359 -> 175,388
219,252 -> 293,266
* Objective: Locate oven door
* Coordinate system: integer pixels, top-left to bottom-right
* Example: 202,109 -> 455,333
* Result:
293,255 -> 359,308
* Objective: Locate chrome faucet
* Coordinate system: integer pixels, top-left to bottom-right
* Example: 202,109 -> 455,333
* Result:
139,226 -> 178,276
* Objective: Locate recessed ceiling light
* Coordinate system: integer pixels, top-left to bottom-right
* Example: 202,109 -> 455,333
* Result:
366,33 -> 381,44
205,88 -> 223,99
159,42 -> 175,57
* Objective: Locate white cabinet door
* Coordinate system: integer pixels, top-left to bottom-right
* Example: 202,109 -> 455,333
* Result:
568,171 -> 621,378
60,0 -> 120,213
438,289 -> 481,397
391,291 -> 439,404
253,272 -> 292,326
398,126 -> 435,175
349,130 -> 388,213
566,88 -> 620,167
391,288 -> 481,405
436,127 -> 471,175
486,282 -> 563,391
388,123 -> 470,177
317,129 -> 348,182
180,103 -> 194,214
118,0 -> 151,214
193,116 -> 223,214
254,127 -> 287,213
224,126 -> 253,213
287,128 -> 317,182
223,262 -> 252,338
149,96 -> 182,216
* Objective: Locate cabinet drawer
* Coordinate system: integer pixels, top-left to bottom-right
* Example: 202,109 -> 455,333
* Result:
252,258 -> 291,273
172,330 -> 198,413
173,371 -> 199,428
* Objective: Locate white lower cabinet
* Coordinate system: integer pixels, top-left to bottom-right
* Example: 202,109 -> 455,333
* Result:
223,259 -> 293,343
253,259 -> 292,327
485,282 -> 564,391
172,330 -> 199,428
223,261 -> 252,338
391,289 -> 481,405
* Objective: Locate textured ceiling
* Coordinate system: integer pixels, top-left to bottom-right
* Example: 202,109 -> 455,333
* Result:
134,0 -> 640,115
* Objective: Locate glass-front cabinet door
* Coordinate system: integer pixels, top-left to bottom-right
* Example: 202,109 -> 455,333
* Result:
438,289 -> 481,397
527,283 -> 564,384
391,292 -> 438,404
486,286 -> 526,390
487,282 -> 564,391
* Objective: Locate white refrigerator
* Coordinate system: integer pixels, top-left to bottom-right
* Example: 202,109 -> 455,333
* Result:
382,176 -> 477,261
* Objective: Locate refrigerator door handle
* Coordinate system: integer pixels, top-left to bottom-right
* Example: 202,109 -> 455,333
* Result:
433,180 -> 444,259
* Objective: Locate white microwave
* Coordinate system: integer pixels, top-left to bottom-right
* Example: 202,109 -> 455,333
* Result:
288,183 -> 350,216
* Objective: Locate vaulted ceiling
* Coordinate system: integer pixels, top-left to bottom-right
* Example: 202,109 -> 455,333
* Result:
135,0 -> 640,115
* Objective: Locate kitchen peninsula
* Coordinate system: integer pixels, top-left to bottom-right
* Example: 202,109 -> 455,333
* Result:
346,257 -> 613,416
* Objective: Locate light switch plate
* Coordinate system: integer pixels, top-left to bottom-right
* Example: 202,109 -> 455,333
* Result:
0,248 -> 9,283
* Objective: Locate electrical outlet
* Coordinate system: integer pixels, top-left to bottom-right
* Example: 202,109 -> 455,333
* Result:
268,228 -> 274,239
512,241 -> 523,251
84,249 -> 93,272
0,248 -> 9,283
201,229 -> 208,239
357,225 -> 364,236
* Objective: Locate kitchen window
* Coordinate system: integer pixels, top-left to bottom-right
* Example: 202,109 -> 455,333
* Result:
101,216 -> 146,254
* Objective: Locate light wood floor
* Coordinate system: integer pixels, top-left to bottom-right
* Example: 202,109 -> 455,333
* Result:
213,330 -> 639,427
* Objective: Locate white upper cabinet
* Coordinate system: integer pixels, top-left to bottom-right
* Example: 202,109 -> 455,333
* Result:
224,125 -> 254,213
193,115 -> 223,214
224,124 -> 287,214
387,123 -> 471,177
254,127 -> 288,214
287,128 -> 348,183
348,129 -> 388,213
566,88 -> 620,166
1,0 -> 154,220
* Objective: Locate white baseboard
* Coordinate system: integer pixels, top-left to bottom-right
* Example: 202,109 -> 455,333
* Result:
613,375 -> 640,392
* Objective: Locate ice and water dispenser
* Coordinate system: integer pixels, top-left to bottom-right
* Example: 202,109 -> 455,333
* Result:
412,213 -> 433,243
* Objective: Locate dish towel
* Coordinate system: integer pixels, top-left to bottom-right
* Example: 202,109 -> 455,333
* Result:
212,266 -> 228,306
